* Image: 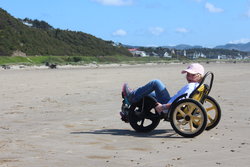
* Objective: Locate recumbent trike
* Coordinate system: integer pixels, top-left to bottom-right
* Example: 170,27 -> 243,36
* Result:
120,71 -> 221,138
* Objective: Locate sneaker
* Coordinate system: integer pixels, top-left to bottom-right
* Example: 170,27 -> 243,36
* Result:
122,83 -> 132,97
122,83 -> 132,104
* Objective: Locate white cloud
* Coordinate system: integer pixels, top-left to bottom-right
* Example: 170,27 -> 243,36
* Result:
175,28 -> 189,33
92,0 -> 133,6
229,38 -> 250,44
112,29 -> 127,36
149,27 -> 165,35
205,2 -> 224,13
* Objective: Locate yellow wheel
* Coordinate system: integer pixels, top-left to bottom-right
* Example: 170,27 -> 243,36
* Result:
203,96 -> 221,130
170,99 -> 207,138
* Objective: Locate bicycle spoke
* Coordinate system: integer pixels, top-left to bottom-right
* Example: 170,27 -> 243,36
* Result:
187,105 -> 196,115
177,108 -> 186,117
206,106 -> 215,112
207,114 -> 214,122
189,120 -> 196,132
192,116 -> 202,121
177,119 -> 187,126
139,119 -> 145,127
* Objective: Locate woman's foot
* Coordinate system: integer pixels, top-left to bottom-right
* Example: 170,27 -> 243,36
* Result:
122,83 -> 132,104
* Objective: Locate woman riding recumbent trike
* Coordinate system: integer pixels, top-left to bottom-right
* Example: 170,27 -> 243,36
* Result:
120,71 -> 221,138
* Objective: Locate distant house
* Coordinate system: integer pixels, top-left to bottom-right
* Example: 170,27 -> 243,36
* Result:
171,49 -> 175,55
22,21 -> 32,27
163,51 -> 172,58
183,50 -> 187,57
236,53 -> 243,60
128,48 -> 148,57
128,48 -> 138,52
187,52 -> 206,59
151,52 -> 159,57
218,55 -> 227,59
193,52 -> 206,59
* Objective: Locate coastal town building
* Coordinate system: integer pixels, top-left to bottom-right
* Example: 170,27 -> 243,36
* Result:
163,52 -> 172,58
128,48 -> 247,60
128,48 -> 148,57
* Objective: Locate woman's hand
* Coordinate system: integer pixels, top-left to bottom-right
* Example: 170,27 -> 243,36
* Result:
155,103 -> 171,114
155,103 -> 163,113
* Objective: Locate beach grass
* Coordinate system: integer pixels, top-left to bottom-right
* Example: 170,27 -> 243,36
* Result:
0,55 -> 181,66
0,55 -> 249,66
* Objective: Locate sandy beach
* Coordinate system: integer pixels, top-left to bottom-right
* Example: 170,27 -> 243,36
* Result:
1,63 -> 250,167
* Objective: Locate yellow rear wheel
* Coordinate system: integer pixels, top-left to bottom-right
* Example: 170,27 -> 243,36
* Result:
170,99 -> 207,138
203,96 -> 221,130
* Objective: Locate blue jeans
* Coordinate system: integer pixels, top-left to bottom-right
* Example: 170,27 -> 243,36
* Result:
130,79 -> 171,104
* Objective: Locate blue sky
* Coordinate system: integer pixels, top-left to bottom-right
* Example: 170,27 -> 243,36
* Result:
1,0 -> 250,48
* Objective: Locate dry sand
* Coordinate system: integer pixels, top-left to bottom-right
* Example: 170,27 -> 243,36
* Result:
0,63 -> 250,167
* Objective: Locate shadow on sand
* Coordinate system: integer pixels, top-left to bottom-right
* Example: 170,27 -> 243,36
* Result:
71,129 -> 182,138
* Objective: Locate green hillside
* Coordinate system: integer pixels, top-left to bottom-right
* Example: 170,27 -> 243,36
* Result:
0,8 -> 131,57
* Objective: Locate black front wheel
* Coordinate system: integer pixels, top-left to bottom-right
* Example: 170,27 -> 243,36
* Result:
128,96 -> 160,133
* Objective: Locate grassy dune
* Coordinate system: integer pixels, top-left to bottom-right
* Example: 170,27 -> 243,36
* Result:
0,55 -> 249,66
0,55 -> 178,66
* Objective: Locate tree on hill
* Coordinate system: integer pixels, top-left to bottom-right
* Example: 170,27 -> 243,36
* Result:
22,18 -> 54,30
0,8 -> 131,57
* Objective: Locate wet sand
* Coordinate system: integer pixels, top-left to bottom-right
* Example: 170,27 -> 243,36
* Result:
0,63 -> 250,167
